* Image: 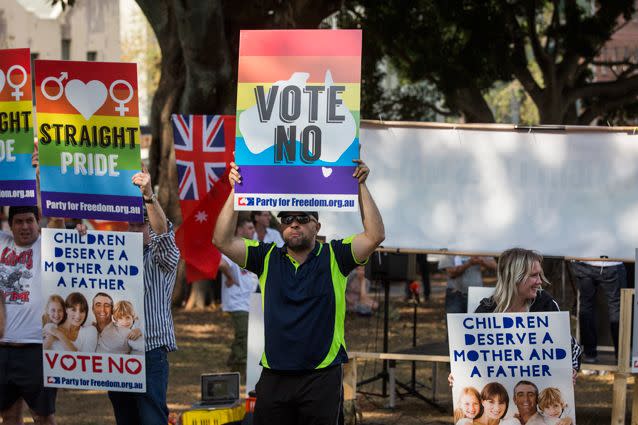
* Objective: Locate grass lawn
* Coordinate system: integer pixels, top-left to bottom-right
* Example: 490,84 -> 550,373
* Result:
45,279 -> 628,424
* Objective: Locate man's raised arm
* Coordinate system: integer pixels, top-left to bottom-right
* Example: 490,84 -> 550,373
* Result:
351,160 -> 385,262
213,162 -> 248,267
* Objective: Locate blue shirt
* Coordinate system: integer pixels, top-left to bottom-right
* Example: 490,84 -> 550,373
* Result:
244,236 -> 365,371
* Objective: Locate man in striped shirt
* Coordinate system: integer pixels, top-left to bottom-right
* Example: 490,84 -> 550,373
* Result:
107,167 -> 180,425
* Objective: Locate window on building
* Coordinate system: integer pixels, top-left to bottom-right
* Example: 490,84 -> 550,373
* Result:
86,51 -> 97,61
61,39 -> 71,60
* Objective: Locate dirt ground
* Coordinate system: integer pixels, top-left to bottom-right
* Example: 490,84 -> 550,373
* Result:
38,279 -> 631,424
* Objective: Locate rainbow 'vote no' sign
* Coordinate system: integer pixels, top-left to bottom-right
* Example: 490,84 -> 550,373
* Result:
35,60 -> 142,222
234,30 -> 362,212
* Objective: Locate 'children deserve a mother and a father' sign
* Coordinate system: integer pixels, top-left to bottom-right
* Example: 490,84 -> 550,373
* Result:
448,312 -> 576,425
234,30 -> 362,212
42,228 -> 145,392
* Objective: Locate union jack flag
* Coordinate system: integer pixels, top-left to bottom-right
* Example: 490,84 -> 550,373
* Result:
171,114 -> 231,202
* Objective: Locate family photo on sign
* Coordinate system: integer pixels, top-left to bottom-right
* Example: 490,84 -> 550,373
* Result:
42,292 -> 144,355
455,382 -> 573,425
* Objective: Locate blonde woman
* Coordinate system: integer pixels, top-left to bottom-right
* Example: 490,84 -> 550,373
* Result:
475,248 -> 582,378
449,249 -> 582,391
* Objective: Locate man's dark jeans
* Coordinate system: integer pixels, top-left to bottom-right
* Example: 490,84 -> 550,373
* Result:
571,262 -> 624,358
108,347 -> 169,425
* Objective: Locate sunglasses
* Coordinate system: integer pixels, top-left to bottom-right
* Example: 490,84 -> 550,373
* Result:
280,215 -> 315,225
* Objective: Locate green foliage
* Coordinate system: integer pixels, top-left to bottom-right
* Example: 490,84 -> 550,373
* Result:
339,0 -> 638,124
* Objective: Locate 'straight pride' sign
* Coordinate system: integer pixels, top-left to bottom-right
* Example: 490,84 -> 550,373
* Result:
35,60 -> 142,222
0,48 -> 37,205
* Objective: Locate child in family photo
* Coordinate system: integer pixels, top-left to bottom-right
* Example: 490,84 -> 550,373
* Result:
42,294 -> 66,331
454,387 -> 482,424
96,300 -> 144,355
538,387 -> 572,425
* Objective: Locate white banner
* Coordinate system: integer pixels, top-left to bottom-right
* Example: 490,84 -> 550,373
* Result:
246,292 -> 264,396
41,229 -> 145,392
448,312 -> 575,424
632,250 -> 638,372
319,124 -> 638,259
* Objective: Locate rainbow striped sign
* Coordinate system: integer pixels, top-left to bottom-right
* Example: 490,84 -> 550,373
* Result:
234,30 -> 361,212
35,60 -> 143,222
0,48 -> 37,206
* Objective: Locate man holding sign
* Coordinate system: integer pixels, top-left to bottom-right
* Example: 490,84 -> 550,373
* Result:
106,167 -> 180,425
0,206 -> 56,425
214,159 -> 384,425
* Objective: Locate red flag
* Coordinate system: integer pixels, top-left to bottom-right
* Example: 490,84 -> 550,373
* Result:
175,173 -> 231,281
172,114 -> 235,281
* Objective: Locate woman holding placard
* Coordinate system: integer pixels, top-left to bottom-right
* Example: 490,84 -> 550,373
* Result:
474,248 -> 582,375
449,248 -> 581,425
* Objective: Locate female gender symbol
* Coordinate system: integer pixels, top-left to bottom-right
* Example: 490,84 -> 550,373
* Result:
109,80 -> 134,116
41,72 -> 68,101
7,65 -> 27,101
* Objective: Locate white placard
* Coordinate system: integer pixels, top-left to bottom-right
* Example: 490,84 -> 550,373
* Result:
632,249 -> 638,372
320,124 -> 638,259
246,292 -> 264,396
467,287 -> 496,313
448,312 -> 575,424
41,229 -> 145,392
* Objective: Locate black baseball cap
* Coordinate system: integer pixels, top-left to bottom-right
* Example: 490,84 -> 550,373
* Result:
277,211 -> 319,221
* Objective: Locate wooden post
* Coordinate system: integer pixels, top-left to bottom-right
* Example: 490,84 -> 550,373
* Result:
611,288 -> 632,425
343,358 -> 358,425
343,357 -> 357,401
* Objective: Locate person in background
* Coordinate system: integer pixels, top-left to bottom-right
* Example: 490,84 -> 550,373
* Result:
345,265 -> 378,315
569,259 -> 624,363
251,211 -> 284,247
106,167 -> 180,425
218,214 -> 259,371
0,206 -> 59,425
439,255 -> 496,313
475,248 -> 582,379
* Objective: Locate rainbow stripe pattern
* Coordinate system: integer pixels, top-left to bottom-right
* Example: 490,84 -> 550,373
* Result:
35,60 -> 142,222
234,30 -> 362,212
0,48 -> 37,206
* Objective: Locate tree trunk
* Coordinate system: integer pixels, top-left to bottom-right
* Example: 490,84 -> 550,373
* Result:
448,87 -> 495,123
137,0 -> 185,223
137,0 -> 344,223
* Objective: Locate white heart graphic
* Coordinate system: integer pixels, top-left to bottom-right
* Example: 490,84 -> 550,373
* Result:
322,167 -> 333,178
64,79 -> 108,120
0,70 -> 5,95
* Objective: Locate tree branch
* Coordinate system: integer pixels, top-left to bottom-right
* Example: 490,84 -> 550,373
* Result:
545,0 -> 560,62
568,74 -> 638,102
526,0 -> 553,83
503,6 -> 544,105
578,88 -> 638,124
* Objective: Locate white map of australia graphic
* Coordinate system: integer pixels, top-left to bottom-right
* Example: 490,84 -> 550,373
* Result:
238,71 -> 356,163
